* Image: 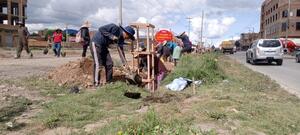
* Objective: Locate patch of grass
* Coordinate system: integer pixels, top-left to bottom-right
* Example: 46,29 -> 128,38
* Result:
96,109 -> 202,135
0,76 -> 70,98
37,82 -> 149,128
3,54 -> 299,135
164,53 -> 226,84
21,77 -> 70,97
0,97 -> 32,122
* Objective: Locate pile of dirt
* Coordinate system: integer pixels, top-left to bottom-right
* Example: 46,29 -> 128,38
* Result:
48,58 -> 126,88
48,58 -> 94,87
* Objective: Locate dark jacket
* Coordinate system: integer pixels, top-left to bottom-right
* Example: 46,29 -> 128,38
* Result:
18,27 -> 30,44
92,23 -> 124,48
80,27 -> 90,42
179,35 -> 192,49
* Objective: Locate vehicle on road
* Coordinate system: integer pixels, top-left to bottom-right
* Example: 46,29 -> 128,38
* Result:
220,40 -> 235,54
279,38 -> 300,53
295,48 -> 300,63
246,39 -> 283,65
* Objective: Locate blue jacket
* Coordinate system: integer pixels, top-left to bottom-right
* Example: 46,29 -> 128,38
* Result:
167,41 -> 177,50
92,23 -> 124,48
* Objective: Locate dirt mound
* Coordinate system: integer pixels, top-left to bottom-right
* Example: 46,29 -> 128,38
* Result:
48,58 -> 94,87
48,58 -> 126,88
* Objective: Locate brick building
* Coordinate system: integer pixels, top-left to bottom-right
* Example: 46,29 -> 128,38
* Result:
260,0 -> 300,39
0,0 -> 27,48
238,32 -> 260,50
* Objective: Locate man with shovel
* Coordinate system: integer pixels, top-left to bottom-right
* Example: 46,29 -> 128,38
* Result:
15,21 -> 33,59
91,23 -> 135,87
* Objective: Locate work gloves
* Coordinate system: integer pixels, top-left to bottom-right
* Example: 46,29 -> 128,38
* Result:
111,35 -> 119,43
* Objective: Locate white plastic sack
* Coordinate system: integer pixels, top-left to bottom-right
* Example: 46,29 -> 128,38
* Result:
166,77 -> 203,92
166,77 -> 189,91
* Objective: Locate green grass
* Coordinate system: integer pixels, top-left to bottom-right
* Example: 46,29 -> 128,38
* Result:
0,97 -> 32,133
164,53 -> 226,84
0,97 -> 32,122
95,109 -> 216,135
2,53 -> 300,135
37,82 -> 149,129
0,77 -> 70,98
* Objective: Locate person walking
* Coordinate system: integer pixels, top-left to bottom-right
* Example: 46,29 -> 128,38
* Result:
91,23 -> 135,87
52,29 -> 63,57
79,21 -> 91,57
15,21 -> 33,59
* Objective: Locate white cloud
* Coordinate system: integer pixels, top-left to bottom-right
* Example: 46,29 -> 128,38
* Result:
86,8 -> 118,27
190,16 -> 236,42
136,17 -> 148,23
26,0 -> 260,41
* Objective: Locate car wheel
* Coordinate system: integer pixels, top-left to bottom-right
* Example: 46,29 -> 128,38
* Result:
276,59 -> 283,66
251,58 -> 257,65
267,60 -> 272,65
246,54 -> 250,63
296,56 -> 300,63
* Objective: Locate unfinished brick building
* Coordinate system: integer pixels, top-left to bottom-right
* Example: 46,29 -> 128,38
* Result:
0,0 -> 27,48
260,0 -> 300,39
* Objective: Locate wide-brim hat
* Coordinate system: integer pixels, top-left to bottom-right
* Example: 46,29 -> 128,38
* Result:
56,29 -> 62,32
120,25 -> 135,41
81,21 -> 91,28
176,32 -> 186,38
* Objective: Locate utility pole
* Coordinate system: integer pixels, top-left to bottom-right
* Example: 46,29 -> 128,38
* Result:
200,11 -> 204,51
65,23 -> 69,45
119,0 -> 123,25
187,17 -> 192,37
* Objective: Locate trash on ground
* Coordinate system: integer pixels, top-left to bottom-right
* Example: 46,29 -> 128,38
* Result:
166,77 -> 202,91
69,86 -> 80,94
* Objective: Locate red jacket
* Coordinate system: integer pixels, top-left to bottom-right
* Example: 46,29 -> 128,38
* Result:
53,32 -> 63,43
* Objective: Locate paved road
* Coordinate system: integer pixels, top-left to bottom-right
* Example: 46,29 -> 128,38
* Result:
230,52 -> 300,97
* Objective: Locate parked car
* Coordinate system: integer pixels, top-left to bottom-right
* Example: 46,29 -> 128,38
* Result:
246,39 -> 283,65
295,48 -> 300,63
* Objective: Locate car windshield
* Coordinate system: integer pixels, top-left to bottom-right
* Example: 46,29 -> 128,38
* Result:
259,40 -> 281,47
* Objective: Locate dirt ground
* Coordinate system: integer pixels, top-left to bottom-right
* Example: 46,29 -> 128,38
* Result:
0,48 -> 132,135
0,49 -> 132,80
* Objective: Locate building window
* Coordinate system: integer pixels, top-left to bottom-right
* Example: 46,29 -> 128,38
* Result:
282,22 -> 287,31
296,22 -> 300,30
276,14 -> 278,20
297,9 -> 300,17
271,8 -> 273,13
276,3 -> 278,9
282,10 -> 288,18
273,15 -> 275,22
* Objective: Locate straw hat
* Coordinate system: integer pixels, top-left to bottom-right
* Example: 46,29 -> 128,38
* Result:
81,21 -> 91,28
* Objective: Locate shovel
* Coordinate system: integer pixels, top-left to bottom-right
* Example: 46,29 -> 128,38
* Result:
117,46 -> 142,85
61,42 -> 67,57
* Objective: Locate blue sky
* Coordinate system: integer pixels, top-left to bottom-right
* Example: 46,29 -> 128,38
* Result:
26,0 -> 263,46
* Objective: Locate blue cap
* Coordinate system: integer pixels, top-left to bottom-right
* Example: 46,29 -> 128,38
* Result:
120,25 -> 135,41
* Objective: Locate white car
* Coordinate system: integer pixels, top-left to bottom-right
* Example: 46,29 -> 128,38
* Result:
246,39 -> 283,65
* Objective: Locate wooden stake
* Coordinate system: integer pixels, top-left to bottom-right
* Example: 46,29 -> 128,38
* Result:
193,77 -> 196,95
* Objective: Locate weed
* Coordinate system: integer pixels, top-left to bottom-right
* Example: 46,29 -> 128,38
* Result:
164,53 -> 225,84
0,97 -> 32,122
37,82 -> 148,128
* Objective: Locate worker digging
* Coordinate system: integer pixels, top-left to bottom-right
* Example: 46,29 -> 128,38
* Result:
90,23 -> 136,87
